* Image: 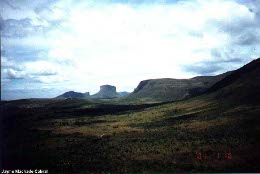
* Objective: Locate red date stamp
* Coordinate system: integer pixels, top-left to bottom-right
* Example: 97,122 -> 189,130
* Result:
196,152 -> 232,160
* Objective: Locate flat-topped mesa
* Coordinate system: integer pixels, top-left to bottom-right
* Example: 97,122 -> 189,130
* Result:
100,85 -> 117,93
91,85 -> 121,99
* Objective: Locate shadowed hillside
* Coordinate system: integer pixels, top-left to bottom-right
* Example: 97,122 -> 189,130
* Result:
208,58 -> 260,104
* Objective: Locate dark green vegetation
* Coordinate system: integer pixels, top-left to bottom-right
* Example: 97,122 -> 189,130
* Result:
1,58 -> 260,173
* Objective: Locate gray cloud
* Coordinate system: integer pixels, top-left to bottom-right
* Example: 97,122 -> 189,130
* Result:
1,57 -> 15,69
210,48 -> 240,61
2,48 -> 48,63
188,31 -> 203,38
30,71 -> 58,76
184,45 -> 251,75
183,63 -> 222,75
0,15 -> 3,30
1,18 -> 46,38
2,58 -> 61,83
204,1 -> 260,47
3,69 -> 26,79
34,6 -> 65,23
2,0 -> 21,10
232,29 -> 260,45
2,68 -> 62,83
1,49 -> 7,57
183,57 -> 244,75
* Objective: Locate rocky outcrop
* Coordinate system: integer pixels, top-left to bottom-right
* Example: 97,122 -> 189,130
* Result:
91,85 -> 121,99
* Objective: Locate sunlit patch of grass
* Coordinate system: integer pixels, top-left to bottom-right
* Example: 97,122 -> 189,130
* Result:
176,117 -> 237,132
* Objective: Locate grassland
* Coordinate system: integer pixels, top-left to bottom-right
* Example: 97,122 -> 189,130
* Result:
1,91 -> 260,173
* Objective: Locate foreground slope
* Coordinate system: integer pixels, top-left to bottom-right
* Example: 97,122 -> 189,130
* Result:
208,58 -> 260,104
1,58 -> 260,173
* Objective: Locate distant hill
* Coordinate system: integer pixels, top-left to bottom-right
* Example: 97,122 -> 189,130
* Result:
56,91 -> 90,99
91,85 -> 121,99
118,91 -> 130,97
54,58 -> 259,103
122,71 -> 232,103
55,86 -> 129,100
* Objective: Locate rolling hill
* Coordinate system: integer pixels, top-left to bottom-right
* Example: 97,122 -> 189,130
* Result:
56,91 -> 90,99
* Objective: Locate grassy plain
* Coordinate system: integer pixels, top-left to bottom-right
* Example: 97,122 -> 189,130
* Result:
1,92 -> 260,173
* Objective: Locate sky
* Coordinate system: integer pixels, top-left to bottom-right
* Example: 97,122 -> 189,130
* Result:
1,0 -> 260,100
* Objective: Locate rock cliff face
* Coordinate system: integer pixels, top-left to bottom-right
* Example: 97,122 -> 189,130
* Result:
124,71 -> 232,102
91,85 -> 121,99
56,91 -> 89,99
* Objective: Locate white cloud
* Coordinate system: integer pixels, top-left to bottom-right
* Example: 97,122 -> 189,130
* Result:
48,48 -> 74,62
34,75 -> 67,83
23,61 -> 60,76
2,0 -> 260,98
2,68 -> 27,79
35,6 -> 65,22
1,57 -> 15,68
2,60 -> 68,84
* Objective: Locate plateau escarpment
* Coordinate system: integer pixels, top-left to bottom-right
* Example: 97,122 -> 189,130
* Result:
124,71 -> 232,102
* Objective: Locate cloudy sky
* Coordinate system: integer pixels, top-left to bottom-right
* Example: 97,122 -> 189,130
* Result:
1,0 -> 260,100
